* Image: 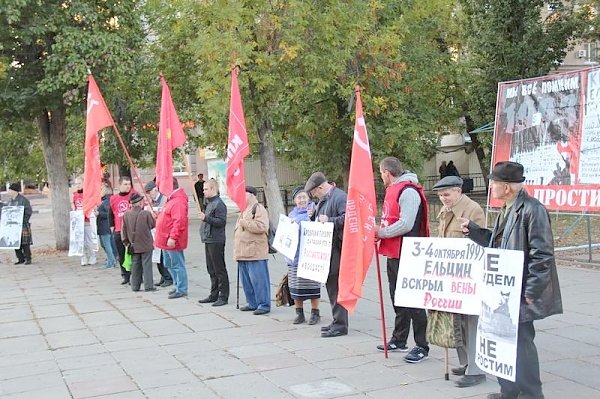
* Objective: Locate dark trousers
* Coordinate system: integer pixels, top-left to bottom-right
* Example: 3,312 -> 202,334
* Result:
15,245 -> 31,262
131,251 -> 154,291
326,247 -> 348,333
113,232 -> 130,281
387,257 -> 428,350
205,242 -> 229,300
157,251 -> 172,283
498,321 -> 544,399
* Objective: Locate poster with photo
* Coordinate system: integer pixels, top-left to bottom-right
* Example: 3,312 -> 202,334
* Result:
0,206 -> 24,249
492,68 -> 600,211
68,210 -> 84,257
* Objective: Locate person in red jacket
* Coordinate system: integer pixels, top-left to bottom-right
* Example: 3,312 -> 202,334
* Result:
109,176 -> 134,285
154,178 -> 189,299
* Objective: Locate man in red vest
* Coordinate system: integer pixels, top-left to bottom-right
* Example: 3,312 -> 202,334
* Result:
376,157 -> 430,363
109,176 -> 135,285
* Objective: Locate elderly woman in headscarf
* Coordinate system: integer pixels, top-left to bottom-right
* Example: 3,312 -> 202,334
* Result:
286,186 -> 321,325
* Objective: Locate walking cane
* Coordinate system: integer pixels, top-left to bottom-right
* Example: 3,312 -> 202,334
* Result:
444,347 -> 449,380
236,263 -> 240,309
374,244 -> 389,358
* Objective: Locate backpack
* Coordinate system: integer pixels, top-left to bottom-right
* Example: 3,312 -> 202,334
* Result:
251,203 -> 277,254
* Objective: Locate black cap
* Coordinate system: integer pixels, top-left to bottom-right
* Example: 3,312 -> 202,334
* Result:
488,161 -> 526,183
129,193 -> 143,204
144,181 -> 156,192
304,172 -> 327,192
245,186 -> 257,196
9,182 -> 21,192
432,176 -> 463,191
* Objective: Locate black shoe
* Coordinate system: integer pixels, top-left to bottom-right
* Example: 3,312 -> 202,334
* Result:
376,341 -> 409,352
14,260 -> 25,265
321,329 -> 348,338
24,259 -> 31,265
253,308 -> 270,315
320,324 -> 333,332
239,305 -> 256,312
120,279 -> 129,285
198,297 -> 218,304
154,280 -> 164,287
145,288 -> 157,292
455,374 -> 486,388
160,281 -> 173,287
168,292 -> 187,299
404,346 -> 429,363
293,309 -> 305,324
308,309 -> 320,325
451,365 -> 467,376
212,299 -> 228,307
169,289 -> 176,295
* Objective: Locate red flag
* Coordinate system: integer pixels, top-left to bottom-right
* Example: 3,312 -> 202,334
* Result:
156,75 -> 187,195
338,86 -> 377,313
226,67 -> 250,211
83,75 -> 113,218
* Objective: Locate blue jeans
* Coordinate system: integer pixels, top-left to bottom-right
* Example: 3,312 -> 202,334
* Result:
98,234 -> 117,267
163,250 -> 188,294
239,260 -> 271,311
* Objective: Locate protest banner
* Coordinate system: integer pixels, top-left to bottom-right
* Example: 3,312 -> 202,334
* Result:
394,237 -> 485,314
0,206 -> 24,249
475,248 -> 524,382
273,214 -> 300,260
492,68 -> 600,211
297,221 -> 334,284
68,210 -> 84,256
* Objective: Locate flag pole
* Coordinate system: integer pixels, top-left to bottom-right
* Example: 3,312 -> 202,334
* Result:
179,147 -> 202,214
374,243 -> 388,358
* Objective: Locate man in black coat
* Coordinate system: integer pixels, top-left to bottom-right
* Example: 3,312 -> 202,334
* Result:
460,161 -> 563,399
304,172 -> 348,338
7,182 -> 33,264
198,178 -> 229,306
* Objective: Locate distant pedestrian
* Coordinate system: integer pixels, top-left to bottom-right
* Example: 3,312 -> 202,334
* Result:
439,161 -> 447,179
7,182 -> 33,265
445,160 -> 460,177
194,173 -> 206,212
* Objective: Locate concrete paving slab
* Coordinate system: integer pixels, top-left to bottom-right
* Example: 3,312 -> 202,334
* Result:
205,372 -> 295,398
38,315 -> 86,334
143,381 -> 218,399
1,384 -> 72,399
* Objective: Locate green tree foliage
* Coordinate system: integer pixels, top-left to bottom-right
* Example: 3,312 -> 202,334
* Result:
147,0 -> 460,218
0,0 -> 144,249
457,0 -> 585,177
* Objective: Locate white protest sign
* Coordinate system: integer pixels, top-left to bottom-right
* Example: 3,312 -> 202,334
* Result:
273,214 -> 300,260
0,206 -> 24,249
151,229 -> 161,263
394,237 -> 485,315
475,247 -> 524,382
68,210 -> 84,256
297,221 -> 334,283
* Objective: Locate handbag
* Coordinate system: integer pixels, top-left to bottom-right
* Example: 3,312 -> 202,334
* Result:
123,246 -> 133,272
275,273 -> 293,307
426,310 -> 458,348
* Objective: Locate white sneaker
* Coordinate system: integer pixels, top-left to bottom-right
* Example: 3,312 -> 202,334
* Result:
88,257 -> 97,265
81,256 -> 88,266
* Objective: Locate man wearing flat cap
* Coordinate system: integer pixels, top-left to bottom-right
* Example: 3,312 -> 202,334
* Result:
7,182 -> 33,264
304,172 -> 348,337
460,161 -> 563,399
122,193 -> 156,292
432,175 -> 486,387
234,186 -> 271,314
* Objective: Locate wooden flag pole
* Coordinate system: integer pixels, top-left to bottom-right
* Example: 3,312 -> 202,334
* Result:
374,243 -> 389,358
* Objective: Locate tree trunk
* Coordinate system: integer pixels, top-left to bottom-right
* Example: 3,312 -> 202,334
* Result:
257,118 -> 284,227
37,106 -> 70,250
465,114 -> 490,188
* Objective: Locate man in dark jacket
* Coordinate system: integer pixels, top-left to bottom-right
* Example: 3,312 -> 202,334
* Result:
198,178 -> 229,306
97,183 -> 117,268
304,172 -> 348,338
460,161 -> 563,399
7,182 -> 33,264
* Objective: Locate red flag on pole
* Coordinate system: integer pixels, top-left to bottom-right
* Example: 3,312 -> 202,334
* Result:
156,75 -> 187,196
83,75 -> 113,218
338,86 -> 377,313
226,67 -> 250,212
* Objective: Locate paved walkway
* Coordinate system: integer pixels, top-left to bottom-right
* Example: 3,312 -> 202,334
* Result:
1,195 -> 599,398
